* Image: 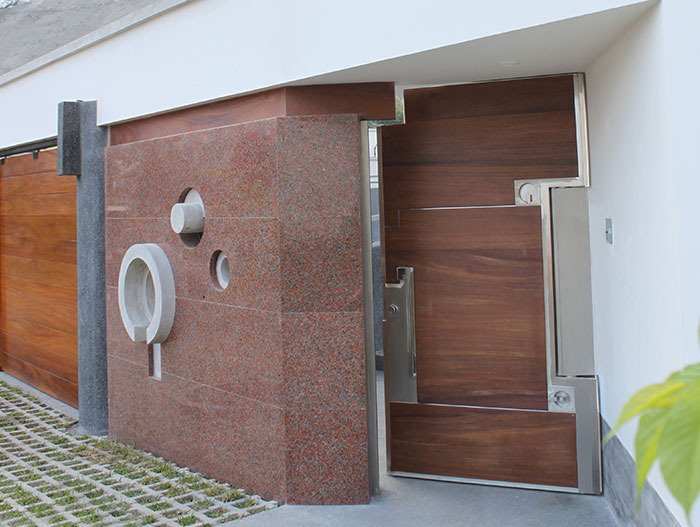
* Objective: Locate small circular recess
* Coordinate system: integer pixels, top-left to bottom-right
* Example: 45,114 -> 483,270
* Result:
173,188 -> 205,247
210,250 -> 230,290
118,243 -> 176,344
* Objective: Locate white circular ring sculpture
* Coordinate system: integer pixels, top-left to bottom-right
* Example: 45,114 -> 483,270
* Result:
118,243 -> 176,344
171,189 -> 205,234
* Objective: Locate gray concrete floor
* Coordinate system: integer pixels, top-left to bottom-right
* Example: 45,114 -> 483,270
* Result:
237,372 -> 620,527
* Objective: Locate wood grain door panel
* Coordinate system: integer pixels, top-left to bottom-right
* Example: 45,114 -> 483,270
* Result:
0,150 -> 78,407
385,206 -> 547,409
390,402 -> 578,488
381,76 -> 578,226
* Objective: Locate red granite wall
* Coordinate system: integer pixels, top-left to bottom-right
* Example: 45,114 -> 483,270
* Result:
104,114 -> 369,504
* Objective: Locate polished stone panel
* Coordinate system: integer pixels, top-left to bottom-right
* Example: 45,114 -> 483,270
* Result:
280,215 -> 363,313
283,312 -> 368,504
277,115 -> 361,218
106,114 -> 368,504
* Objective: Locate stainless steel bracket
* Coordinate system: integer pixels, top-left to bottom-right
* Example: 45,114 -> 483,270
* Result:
384,266 -> 417,403
550,376 -> 601,494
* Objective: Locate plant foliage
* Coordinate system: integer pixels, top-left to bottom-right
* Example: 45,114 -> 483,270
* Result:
606,360 -> 700,520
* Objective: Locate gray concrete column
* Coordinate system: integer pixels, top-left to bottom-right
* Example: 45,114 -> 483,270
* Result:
57,100 -> 108,436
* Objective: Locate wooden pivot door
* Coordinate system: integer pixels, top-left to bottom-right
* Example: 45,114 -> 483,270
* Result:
380,75 -> 601,494
0,150 -> 78,407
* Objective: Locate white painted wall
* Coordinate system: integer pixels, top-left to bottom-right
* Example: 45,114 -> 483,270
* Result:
0,0 -> 651,149
586,1 -> 700,524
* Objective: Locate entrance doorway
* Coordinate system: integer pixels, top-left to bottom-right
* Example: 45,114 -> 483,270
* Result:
378,75 -> 600,494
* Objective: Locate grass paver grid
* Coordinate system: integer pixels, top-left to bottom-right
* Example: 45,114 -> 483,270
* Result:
0,381 -> 276,526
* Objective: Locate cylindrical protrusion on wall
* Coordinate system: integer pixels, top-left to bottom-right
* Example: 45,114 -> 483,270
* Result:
216,251 -> 230,289
171,202 -> 205,234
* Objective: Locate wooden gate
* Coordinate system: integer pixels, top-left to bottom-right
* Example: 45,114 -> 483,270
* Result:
380,75 -> 600,493
0,149 -> 78,407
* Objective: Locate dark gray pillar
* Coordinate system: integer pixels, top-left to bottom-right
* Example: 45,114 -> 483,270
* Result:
58,101 -> 108,436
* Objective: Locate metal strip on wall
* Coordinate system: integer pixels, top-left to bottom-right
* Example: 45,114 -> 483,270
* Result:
360,121 -> 380,496
0,137 -> 57,161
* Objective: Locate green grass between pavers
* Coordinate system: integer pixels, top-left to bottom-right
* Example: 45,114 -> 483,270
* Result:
0,380 -> 276,525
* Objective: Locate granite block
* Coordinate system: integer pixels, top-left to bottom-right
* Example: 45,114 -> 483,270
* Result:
163,298 -> 283,407
285,406 -> 369,505
199,388 -> 286,502
281,215 -> 363,313
106,114 -> 369,505
107,355 -> 161,453
105,118 -> 279,220
200,218 -> 281,312
106,286 -> 148,367
105,217 -> 281,312
276,115 -> 361,218
108,355 -> 286,501
283,311 -> 369,504
283,312 -> 366,409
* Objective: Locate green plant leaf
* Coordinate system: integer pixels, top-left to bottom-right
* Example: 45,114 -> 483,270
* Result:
658,386 -> 700,518
670,362 -> 700,384
604,380 -> 687,445
635,406 -> 669,497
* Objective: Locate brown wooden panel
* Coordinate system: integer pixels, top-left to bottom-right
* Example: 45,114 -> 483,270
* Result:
0,148 -> 78,408
0,287 -> 77,336
110,88 -> 287,146
382,165 -> 517,219
1,149 -> 57,177
2,315 -> 77,360
0,216 -> 76,241
0,194 -> 76,217
385,207 -> 547,409
404,75 -> 574,123
0,353 -> 78,408
110,83 -> 395,145
382,111 -> 576,167
1,275 -> 77,313
0,255 -> 76,288
1,333 -> 78,384
381,111 -> 576,224
381,75 -> 578,225
0,235 -> 77,264
390,402 -> 577,488
284,83 -> 395,121
1,172 -> 75,196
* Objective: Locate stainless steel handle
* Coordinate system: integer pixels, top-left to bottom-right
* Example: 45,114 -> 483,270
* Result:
384,266 -> 417,403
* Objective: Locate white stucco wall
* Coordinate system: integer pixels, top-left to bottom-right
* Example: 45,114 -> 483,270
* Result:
0,0 -> 651,149
586,2 -> 700,524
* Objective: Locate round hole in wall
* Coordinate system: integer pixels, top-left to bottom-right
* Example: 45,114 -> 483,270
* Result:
210,250 -> 230,290
174,187 -> 205,248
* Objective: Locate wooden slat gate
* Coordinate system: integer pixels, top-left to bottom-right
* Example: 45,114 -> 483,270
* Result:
0,149 -> 78,407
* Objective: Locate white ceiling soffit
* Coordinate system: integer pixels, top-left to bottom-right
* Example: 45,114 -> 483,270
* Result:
297,1 -> 656,89
0,0 -> 656,150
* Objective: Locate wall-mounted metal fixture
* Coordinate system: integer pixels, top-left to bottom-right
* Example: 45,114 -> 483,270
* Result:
384,266 -> 417,403
515,181 -> 541,206
605,218 -> 613,244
